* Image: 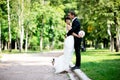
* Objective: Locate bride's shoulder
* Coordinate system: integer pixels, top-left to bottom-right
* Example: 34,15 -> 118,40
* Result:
66,24 -> 72,31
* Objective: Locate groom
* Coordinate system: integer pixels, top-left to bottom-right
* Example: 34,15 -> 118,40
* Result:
67,11 -> 81,70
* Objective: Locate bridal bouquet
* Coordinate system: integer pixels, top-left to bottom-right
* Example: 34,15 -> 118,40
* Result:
78,30 -> 85,38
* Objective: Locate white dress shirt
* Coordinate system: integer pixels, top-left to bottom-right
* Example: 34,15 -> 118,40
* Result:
72,17 -> 77,23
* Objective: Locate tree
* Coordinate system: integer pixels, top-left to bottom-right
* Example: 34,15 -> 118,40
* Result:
24,0 -> 31,52
0,22 -> 1,52
18,0 -> 24,52
113,0 -> 120,52
7,0 -> 12,52
77,0 -> 120,51
31,1 -> 65,50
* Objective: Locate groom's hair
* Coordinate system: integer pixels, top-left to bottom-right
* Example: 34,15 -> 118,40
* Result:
69,11 -> 76,16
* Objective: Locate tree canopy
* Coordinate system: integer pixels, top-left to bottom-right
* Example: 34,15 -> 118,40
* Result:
0,0 -> 120,52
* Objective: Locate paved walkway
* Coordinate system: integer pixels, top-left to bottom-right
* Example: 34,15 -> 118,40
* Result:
0,53 -> 70,80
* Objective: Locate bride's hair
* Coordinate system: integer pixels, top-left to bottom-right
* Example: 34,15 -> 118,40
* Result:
64,16 -> 70,22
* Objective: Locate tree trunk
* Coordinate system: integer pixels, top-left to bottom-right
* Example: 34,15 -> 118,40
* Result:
116,27 -> 120,52
95,39 -> 98,49
18,14 -> 21,51
15,41 -> 17,50
0,22 -> 1,53
19,0 -> 24,52
51,39 -> 54,50
107,21 -> 114,51
4,42 -> 7,50
40,15 -> 44,51
25,0 -> 31,52
110,36 -> 114,52
114,12 -> 119,52
25,30 -> 28,52
39,1 -> 45,51
40,35 -> 43,51
7,0 -> 12,52
20,24 -> 24,52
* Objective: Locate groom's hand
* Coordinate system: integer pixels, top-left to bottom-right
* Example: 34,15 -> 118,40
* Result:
78,32 -> 84,38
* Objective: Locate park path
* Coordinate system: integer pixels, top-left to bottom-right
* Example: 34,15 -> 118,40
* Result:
0,51 -> 70,80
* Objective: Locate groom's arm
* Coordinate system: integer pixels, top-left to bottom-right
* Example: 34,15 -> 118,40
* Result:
72,32 -> 79,38
67,20 -> 80,36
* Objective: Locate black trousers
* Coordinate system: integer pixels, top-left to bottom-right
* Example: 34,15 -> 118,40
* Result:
74,37 -> 81,67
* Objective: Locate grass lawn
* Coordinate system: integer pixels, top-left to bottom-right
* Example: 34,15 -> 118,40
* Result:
72,49 -> 120,80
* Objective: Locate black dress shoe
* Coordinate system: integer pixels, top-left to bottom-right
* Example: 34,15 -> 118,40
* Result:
71,66 -> 80,71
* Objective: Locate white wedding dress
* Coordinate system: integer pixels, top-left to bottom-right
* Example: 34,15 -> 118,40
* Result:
54,27 -> 74,73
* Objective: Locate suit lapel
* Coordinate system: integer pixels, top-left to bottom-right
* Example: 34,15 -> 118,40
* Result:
72,18 -> 77,27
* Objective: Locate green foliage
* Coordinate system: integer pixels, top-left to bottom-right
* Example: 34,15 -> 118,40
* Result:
1,0 -> 120,51
0,0 -> 8,42
29,36 -> 39,50
77,0 -> 120,47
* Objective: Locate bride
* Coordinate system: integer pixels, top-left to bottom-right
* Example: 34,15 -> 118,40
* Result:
52,17 -> 84,73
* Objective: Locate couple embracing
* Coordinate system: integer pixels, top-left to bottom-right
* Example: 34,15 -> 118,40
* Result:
53,11 -> 85,73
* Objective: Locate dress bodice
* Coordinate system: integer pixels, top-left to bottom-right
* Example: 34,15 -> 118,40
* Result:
66,24 -> 72,33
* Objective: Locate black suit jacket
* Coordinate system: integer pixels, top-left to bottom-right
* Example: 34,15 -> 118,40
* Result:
67,18 -> 80,36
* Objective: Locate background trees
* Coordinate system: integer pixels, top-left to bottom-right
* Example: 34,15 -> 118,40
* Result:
77,0 -> 120,52
0,0 -> 120,52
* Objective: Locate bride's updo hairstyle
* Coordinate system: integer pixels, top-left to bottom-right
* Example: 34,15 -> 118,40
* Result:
64,16 -> 70,22
64,16 -> 71,25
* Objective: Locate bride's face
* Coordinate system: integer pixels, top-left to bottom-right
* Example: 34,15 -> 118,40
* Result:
66,19 -> 71,25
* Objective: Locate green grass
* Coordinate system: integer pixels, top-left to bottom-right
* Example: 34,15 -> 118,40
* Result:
72,49 -> 120,80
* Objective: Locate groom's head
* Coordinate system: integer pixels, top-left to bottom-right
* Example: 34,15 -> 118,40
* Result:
68,11 -> 76,19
